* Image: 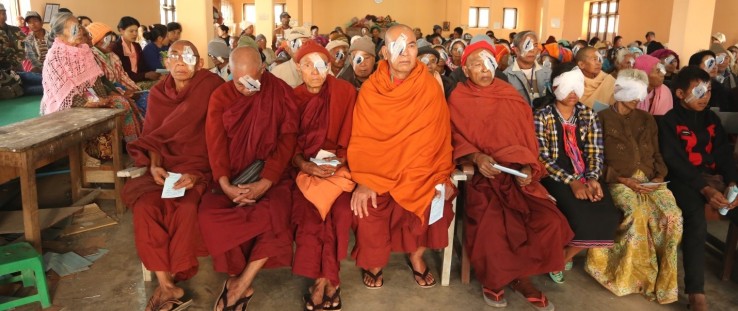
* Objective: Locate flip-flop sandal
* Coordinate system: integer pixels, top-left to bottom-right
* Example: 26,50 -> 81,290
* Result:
213,280 -> 229,311
510,282 -> 555,311
564,261 -> 574,271
406,260 -> 436,288
323,287 -> 342,311
157,298 -> 193,311
303,293 -> 325,311
224,295 -> 252,311
360,269 -> 384,289
549,271 -> 565,284
482,287 -> 507,308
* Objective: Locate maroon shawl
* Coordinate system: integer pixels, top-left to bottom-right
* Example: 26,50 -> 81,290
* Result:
122,70 -> 224,205
294,75 -> 356,159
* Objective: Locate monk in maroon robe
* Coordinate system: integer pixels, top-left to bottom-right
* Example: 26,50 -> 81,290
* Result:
290,41 -> 356,310
448,39 -> 573,310
122,41 -> 224,311
199,46 -> 298,311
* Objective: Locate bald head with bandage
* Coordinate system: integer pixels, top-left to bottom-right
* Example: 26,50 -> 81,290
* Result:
166,40 -> 204,89
381,24 -> 418,79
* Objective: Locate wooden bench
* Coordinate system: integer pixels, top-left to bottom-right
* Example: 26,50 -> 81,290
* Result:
0,108 -> 126,252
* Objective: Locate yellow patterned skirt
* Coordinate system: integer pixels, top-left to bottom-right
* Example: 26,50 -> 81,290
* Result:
585,170 -> 683,304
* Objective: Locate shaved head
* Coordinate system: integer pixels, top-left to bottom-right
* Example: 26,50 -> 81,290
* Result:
381,24 -> 418,78
230,46 -> 265,96
384,24 -> 414,43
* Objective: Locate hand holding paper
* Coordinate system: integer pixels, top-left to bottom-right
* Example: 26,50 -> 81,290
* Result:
161,172 -> 186,199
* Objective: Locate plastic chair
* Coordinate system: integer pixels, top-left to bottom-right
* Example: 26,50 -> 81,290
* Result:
0,242 -> 51,309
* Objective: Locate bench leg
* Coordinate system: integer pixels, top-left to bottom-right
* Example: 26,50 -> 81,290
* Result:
142,262 -> 152,282
441,181 -> 459,286
723,223 -> 738,281
112,115 -> 125,214
19,153 -> 41,253
68,146 -> 83,202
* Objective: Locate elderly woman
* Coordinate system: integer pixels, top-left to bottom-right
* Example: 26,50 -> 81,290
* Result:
689,50 -> 738,112
633,55 -> 673,115
112,16 -> 161,90
291,41 -> 356,311
86,23 -> 142,95
710,43 -> 737,90
534,62 -> 620,284
586,69 -> 682,304
650,49 -> 680,84
449,39 -> 572,311
609,48 -> 635,78
447,39 -> 466,72
41,13 -> 143,160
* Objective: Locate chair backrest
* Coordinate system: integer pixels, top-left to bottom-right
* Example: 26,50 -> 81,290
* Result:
711,107 -> 738,134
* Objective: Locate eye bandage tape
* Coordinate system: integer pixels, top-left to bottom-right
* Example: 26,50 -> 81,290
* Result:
308,53 -> 328,75
239,75 -> 261,92
439,50 -> 449,61
182,46 -> 197,66
354,55 -> 364,65
479,50 -> 498,72
552,67 -> 585,101
664,55 -> 675,65
686,81 -> 709,103
657,63 -> 666,75
705,57 -> 716,71
335,50 -> 345,61
71,24 -> 79,37
523,37 -> 535,54
389,33 -> 407,62
421,55 -> 431,65
717,54 -> 727,65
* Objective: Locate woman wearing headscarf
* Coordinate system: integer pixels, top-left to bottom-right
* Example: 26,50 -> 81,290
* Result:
41,13 -> 143,160
689,50 -> 738,112
586,69 -> 682,304
634,54 -> 673,115
534,62 -> 620,284
650,49 -> 680,85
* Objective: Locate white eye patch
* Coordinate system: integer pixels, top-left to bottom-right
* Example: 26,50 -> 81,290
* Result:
101,34 -> 114,48
335,50 -> 345,61
657,63 -> 666,75
389,33 -> 407,62
456,46 -> 464,55
523,37 -> 535,53
182,46 -> 197,66
479,50 -> 498,72
717,54 -> 727,65
572,45 -> 581,56
705,57 -> 716,71
71,24 -> 79,37
686,81 -> 709,103
239,75 -> 261,92
308,53 -> 328,75
290,39 -> 303,50
421,55 -> 431,65
439,50 -> 449,61
628,58 -> 635,67
354,55 -> 364,65
663,55 -> 675,65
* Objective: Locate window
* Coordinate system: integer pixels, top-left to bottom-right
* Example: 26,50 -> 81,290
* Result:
587,0 -> 619,43
2,0 -> 21,26
274,3 -> 286,26
160,0 -> 176,24
468,7 -> 489,28
502,8 -> 517,29
243,4 -> 256,24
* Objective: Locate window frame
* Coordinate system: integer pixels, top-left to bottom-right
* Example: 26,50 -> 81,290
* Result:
502,7 -> 518,30
587,0 -> 619,43
160,0 -> 176,24
243,3 -> 256,24
468,7 -> 490,29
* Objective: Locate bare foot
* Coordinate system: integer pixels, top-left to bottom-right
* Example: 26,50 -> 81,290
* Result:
362,267 -> 383,287
146,285 -> 184,311
306,279 -> 326,311
324,283 -> 340,309
689,293 -> 707,311
215,278 -> 254,311
408,251 -> 435,286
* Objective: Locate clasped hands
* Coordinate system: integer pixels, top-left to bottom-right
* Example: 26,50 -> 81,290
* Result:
219,176 -> 273,207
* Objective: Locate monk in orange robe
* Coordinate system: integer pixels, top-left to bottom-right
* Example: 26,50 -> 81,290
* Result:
198,46 -> 298,311
122,41 -> 224,311
290,41 -> 357,311
348,25 -> 455,289
448,37 -> 573,310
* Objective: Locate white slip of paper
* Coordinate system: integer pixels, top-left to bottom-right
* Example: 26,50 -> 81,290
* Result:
428,184 -> 445,225
310,158 -> 341,167
640,181 -> 670,187
161,172 -> 186,199
492,164 -> 528,178
721,185 -> 738,215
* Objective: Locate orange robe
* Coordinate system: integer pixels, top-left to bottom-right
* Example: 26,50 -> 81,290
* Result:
121,70 -> 224,281
198,72 -> 298,275
347,61 -> 455,269
291,76 -> 356,286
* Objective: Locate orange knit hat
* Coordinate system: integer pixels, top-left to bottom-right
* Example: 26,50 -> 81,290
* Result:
86,22 -> 113,45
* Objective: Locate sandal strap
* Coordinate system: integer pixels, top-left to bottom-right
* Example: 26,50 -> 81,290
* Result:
362,269 -> 382,280
525,293 -> 549,307
224,294 -> 253,311
482,288 -> 505,300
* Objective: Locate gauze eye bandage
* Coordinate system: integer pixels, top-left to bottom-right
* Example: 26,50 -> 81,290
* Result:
354,55 -> 364,65
421,55 -> 431,65
439,50 -> 449,61
456,46 -> 464,55
552,67 -> 585,101
685,82 -> 709,103
389,33 -> 407,62
705,57 -> 716,71
657,63 -> 666,75
290,39 -> 303,51
479,50 -> 498,72
101,34 -> 114,48
572,45 -> 581,56
71,24 -> 79,37
614,76 -> 648,102
308,53 -> 328,76
239,75 -> 261,92
335,50 -> 345,61
663,55 -> 676,65
523,37 -> 535,54
717,54 -> 727,65
182,46 -> 197,66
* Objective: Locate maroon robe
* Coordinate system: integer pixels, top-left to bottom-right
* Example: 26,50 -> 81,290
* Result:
198,72 -> 299,275
291,76 -> 355,286
448,78 -> 574,289
121,70 -> 224,281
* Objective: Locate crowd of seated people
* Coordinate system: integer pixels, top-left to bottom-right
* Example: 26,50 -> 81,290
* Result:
10,7 -> 738,311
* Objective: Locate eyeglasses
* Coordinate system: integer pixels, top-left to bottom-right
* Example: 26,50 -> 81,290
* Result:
168,53 -> 199,64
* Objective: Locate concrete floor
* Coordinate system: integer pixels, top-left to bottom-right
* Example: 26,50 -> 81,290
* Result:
4,173 -> 738,311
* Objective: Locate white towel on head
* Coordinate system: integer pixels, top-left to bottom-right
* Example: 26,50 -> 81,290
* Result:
552,67 -> 585,101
